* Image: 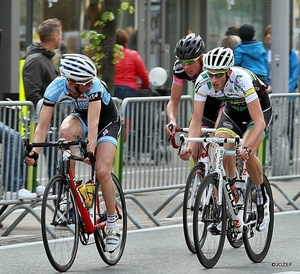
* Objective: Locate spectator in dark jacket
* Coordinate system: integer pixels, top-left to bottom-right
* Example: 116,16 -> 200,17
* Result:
23,18 -> 63,180
23,18 -> 62,106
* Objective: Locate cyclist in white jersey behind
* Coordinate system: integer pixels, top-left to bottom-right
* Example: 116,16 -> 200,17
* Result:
180,47 -> 272,232
165,33 -> 223,160
25,53 -> 121,252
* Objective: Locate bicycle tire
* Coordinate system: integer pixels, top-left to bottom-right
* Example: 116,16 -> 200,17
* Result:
41,175 -> 79,272
94,173 -> 127,265
243,174 -> 274,263
182,162 -> 205,254
193,173 -> 226,268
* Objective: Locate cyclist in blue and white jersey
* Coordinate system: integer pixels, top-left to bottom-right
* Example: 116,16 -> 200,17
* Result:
180,47 -> 272,232
165,33 -> 223,160
25,53 -> 121,252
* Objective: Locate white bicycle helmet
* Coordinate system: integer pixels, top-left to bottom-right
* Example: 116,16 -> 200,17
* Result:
204,47 -> 234,70
59,53 -> 97,81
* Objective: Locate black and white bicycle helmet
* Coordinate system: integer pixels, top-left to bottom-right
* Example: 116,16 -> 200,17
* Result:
203,47 -> 234,70
59,53 -> 97,81
174,33 -> 205,59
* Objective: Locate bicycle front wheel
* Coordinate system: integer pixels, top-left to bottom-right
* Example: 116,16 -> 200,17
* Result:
94,173 -> 127,265
41,175 -> 79,272
193,174 -> 226,268
243,174 -> 274,263
183,162 -> 205,254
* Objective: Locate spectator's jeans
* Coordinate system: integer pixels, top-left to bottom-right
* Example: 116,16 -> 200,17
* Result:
114,85 -> 138,99
0,122 -> 25,191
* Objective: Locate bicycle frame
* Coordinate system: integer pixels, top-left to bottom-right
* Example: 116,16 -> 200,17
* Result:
180,134 -> 256,233
62,148 -> 95,234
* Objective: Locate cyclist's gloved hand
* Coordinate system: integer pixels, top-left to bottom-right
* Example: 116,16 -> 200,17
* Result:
25,151 -> 39,167
84,151 -> 96,165
165,122 -> 176,136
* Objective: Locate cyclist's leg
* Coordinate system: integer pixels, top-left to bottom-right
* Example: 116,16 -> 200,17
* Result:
243,126 -> 270,231
59,114 -> 85,172
95,121 -> 121,252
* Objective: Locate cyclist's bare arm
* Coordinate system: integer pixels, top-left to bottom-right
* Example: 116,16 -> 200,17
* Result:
25,105 -> 54,166
180,100 -> 205,161
86,100 -> 101,157
243,99 -> 265,155
165,81 -> 183,136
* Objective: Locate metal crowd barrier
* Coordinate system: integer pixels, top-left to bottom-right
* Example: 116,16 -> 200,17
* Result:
1,93 -> 300,234
263,93 -> 300,211
0,100 -> 40,235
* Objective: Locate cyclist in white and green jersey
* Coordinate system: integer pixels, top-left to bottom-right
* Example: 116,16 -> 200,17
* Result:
180,47 -> 272,232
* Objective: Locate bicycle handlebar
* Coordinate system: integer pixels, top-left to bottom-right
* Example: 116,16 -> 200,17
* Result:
168,123 -> 216,149
179,134 -> 243,155
24,135 -> 89,166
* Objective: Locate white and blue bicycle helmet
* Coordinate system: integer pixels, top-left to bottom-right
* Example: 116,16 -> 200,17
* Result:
59,53 -> 97,81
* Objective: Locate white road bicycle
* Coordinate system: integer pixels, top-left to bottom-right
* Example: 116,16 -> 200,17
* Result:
179,134 -> 274,268
170,126 -> 216,254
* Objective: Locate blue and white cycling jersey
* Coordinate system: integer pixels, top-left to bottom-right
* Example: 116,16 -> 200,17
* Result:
43,76 -> 118,124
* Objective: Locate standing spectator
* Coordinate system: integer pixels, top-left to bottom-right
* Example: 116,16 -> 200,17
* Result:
234,24 -> 267,83
223,25 -> 241,49
114,29 -> 149,99
23,18 -> 62,180
225,26 -> 239,36
221,35 -> 240,50
114,29 -> 149,141
23,18 -> 62,106
264,24 -> 299,160
0,122 -> 36,199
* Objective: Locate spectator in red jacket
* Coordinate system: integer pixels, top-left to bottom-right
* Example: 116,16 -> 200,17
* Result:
114,29 -> 149,142
114,29 -> 149,99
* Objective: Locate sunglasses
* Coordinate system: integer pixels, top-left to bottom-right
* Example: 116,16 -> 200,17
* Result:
206,70 -> 228,79
178,56 -> 200,66
76,79 -> 94,86
69,78 -> 93,86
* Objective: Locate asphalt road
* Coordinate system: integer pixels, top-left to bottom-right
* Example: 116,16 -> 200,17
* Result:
0,211 -> 299,274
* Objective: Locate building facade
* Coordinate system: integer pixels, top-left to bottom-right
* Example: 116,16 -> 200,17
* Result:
0,0 -> 298,98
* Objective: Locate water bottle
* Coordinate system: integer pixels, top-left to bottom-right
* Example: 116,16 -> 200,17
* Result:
76,180 -> 91,208
85,180 -> 95,208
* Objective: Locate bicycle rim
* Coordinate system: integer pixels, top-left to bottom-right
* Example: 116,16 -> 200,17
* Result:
41,175 -> 79,272
182,163 -> 205,254
94,173 -> 127,265
193,174 -> 226,268
243,175 -> 274,263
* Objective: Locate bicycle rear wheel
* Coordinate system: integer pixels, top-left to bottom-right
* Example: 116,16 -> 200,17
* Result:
41,175 -> 79,272
182,162 -> 205,254
243,175 -> 274,263
193,174 -> 226,268
94,173 -> 127,265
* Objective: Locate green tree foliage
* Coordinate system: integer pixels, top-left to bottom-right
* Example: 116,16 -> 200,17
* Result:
81,0 -> 134,94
